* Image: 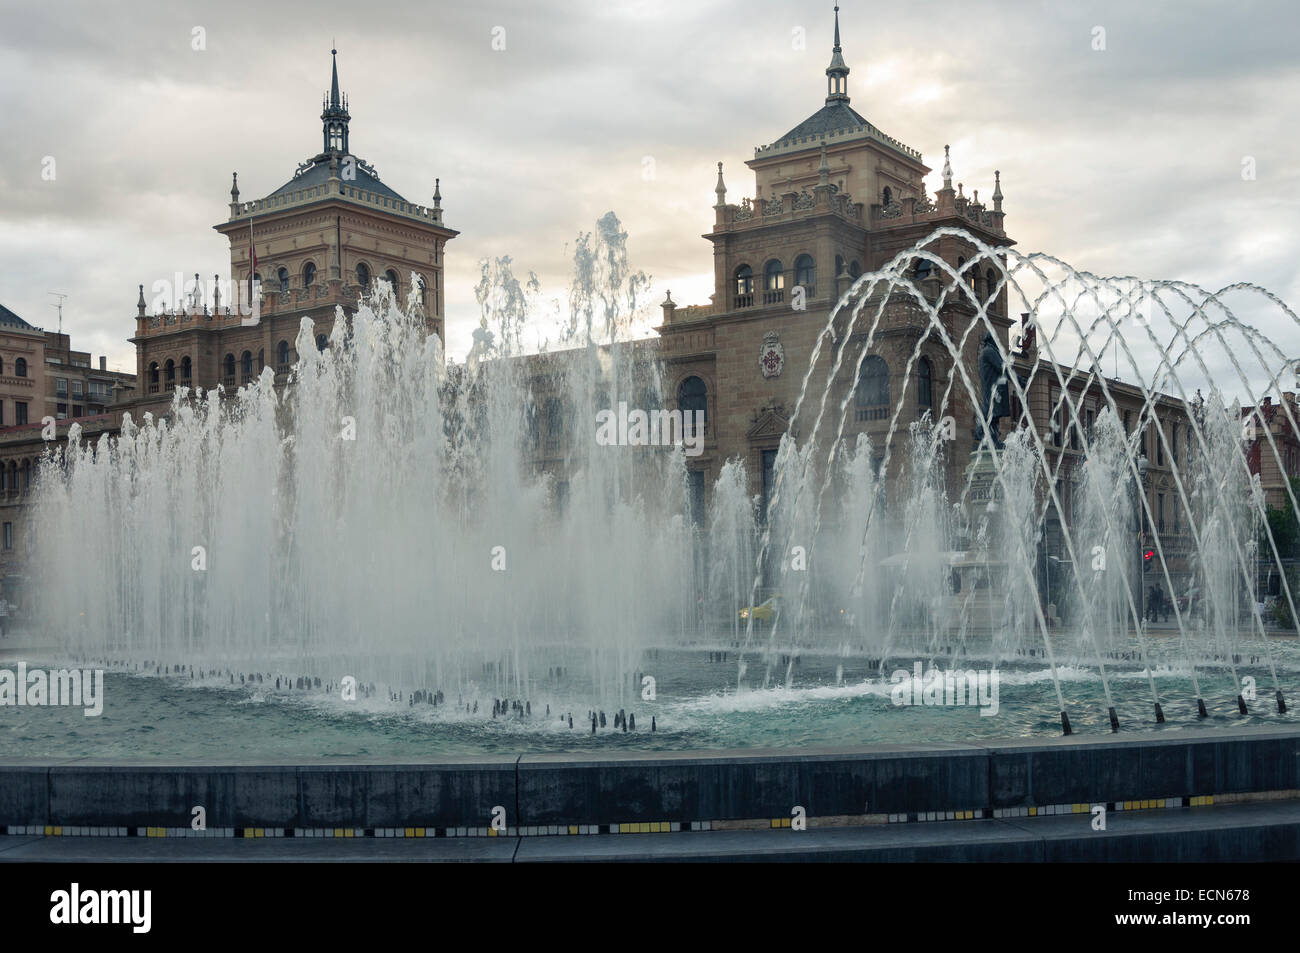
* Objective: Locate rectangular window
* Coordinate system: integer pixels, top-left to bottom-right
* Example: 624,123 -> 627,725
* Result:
1156,420 -> 1165,466
760,449 -> 779,524
1171,424 -> 1178,466
1123,410 -> 1131,435
688,470 -> 706,526
56,378 -> 67,396
3,523 -> 11,550
71,380 -> 83,398
73,405 -> 83,418
1158,493 -> 1165,535
1050,387 -> 1063,448
16,402 -> 27,426
1085,409 -> 1095,445
56,403 -> 67,419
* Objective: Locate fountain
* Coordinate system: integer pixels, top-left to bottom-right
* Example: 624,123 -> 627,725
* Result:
18,224 -> 1300,756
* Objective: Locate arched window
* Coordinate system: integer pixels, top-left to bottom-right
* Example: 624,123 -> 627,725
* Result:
0,358 -> 5,376
356,262 -> 370,289
164,359 -> 175,389
316,334 -> 328,352
384,269 -> 399,291
257,348 -> 265,371
253,272 -> 262,288
849,260 -> 862,280
678,376 -> 708,433
763,260 -> 784,304
794,254 -> 815,289
181,356 -> 192,382
14,358 -> 26,378
917,356 -> 933,409
855,355 -> 889,421
224,354 -> 236,386
302,262 -> 316,288
882,186 -> 893,206
240,350 -> 253,384
416,273 -> 428,307
985,268 -> 997,307
734,265 -> 754,306
277,267 -> 290,294
915,259 -> 933,281
276,341 -> 290,373
835,254 -> 845,279
21,459 -> 31,493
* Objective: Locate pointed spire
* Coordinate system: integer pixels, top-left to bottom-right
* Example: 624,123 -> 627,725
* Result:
714,162 -> 727,208
321,47 -> 351,155
992,169 -> 1003,211
230,172 -> 239,202
942,145 -> 952,190
137,283 -> 146,317
825,5 -> 850,104
433,177 -> 442,208
330,47 -> 340,108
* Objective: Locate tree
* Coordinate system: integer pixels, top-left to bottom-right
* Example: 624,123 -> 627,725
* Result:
1261,476 -> 1300,559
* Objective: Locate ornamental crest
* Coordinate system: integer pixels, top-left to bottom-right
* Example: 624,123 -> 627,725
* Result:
759,331 -> 784,379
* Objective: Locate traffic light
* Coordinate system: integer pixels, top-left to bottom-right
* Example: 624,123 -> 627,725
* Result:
1143,549 -> 1155,571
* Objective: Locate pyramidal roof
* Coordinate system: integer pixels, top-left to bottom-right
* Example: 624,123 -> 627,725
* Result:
759,7 -> 919,163
0,303 -> 40,332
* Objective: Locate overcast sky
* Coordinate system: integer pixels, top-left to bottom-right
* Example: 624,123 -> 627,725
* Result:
1,0 -> 1297,400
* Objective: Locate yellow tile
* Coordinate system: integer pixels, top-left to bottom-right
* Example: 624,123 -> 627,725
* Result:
1029,807 -> 1037,816
783,817 -> 792,828
53,826 -> 63,836
44,826 -> 52,836
403,827 -> 413,838
1206,796 -> 1214,805
569,825 -> 578,835
415,828 -> 425,838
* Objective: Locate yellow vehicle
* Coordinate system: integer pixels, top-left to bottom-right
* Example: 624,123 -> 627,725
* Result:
739,595 -> 784,625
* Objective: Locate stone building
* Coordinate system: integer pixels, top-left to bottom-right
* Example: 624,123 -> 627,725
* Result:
0,303 -> 135,604
126,49 -> 456,419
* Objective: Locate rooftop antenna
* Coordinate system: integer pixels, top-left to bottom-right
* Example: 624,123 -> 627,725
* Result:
49,291 -> 69,358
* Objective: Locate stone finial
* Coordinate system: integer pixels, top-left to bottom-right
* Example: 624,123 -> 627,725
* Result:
818,142 -> 830,187
942,144 -> 952,190
992,169 -> 1003,211
137,283 -> 146,317
230,172 -> 239,201
714,162 -> 727,208
433,177 -> 442,209
213,274 -> 221,311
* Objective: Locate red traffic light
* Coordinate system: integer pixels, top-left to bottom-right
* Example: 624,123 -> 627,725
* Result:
1143,549 -> 1154,561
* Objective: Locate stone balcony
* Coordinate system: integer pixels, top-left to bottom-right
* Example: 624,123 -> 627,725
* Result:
138,282 -> 362,338
229,180 -> 446,228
